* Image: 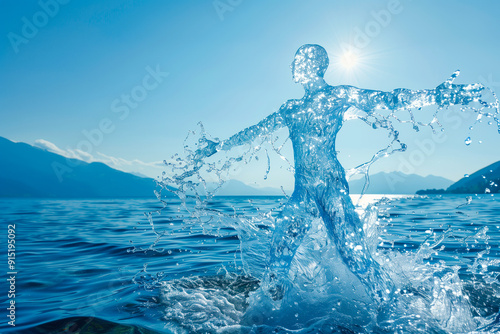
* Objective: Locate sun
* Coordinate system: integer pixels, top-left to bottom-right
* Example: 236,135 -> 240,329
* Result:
339,50 -> 358,70
328,44 -> 377,84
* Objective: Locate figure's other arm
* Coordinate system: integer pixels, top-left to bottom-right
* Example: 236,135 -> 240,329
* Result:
196,101 -> 289,159
343,85 -> 431,113
345,77 -> 482,112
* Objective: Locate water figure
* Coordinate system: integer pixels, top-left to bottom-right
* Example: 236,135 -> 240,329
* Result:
195,44 -> 486,304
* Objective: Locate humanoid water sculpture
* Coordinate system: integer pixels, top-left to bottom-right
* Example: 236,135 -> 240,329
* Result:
195,44 -> 488,303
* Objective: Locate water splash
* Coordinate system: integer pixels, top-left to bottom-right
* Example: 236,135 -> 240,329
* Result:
140,44 -> 500,333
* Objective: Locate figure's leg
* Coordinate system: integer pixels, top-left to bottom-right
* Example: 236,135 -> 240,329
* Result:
264,198 -> 316,300
314,186 -> 394,303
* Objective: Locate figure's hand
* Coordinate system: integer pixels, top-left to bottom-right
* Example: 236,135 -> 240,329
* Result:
436,82 -> 483,106
193,138 -> 219,160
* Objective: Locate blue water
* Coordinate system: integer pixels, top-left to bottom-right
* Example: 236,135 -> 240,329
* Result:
1,195 -> 499,333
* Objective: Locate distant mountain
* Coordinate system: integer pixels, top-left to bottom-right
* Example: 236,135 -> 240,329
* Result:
208,173 -> 454,196
417,160 -> 500,194
0,136 -> 286,198
3,135 -> 471,198
199,180 -> 286,196
349,172 -> 454,194
0,137 -> 159,198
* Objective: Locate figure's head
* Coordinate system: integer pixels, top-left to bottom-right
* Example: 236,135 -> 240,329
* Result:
291,44 -> 329,84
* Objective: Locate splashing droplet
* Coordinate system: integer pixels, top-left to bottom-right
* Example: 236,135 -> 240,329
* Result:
464,137 -> 472,145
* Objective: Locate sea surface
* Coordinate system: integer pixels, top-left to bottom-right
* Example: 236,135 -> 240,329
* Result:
1,195 -> 499,333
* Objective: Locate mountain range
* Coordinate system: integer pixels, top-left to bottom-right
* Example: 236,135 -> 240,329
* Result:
0,137 -> 158,198
0,136 -> 497,197
0,137 -> 284,198
417,160 -> 500,195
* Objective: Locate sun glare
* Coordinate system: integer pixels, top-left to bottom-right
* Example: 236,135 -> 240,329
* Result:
339,51 -> 358,70
327,43 -> 381,85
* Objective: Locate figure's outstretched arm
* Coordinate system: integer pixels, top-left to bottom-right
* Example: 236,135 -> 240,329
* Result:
344,86 -> 430,112
196,102 -> 288,159
347,75 -> 483,112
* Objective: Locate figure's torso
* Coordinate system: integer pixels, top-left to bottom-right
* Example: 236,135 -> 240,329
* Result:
283,86 -> 350,179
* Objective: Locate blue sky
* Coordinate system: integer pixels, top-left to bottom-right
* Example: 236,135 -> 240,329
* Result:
1,0 -> 500,189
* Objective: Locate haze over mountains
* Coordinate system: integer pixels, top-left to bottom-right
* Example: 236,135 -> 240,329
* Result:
0,136 -> 497,197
